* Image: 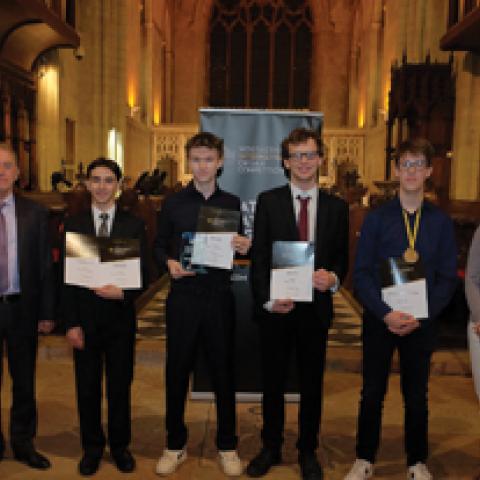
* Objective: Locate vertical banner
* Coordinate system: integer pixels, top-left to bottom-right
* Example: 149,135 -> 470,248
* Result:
192,109 -> 323,398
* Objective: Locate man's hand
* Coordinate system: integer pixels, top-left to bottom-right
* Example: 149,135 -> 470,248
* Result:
38,320 -> 54,334
313,269 -> 336,292
473,322 -> 480,337
167,259 -> 196,279
232,235 -> 251,255
383,311 -> 420,336
271,299 -> 295,314
66,326 -> 84,350
92,285 -> 124,300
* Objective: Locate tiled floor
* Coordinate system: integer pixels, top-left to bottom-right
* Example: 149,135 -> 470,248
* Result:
137,285 -> 363,347
1,287 -> 479,479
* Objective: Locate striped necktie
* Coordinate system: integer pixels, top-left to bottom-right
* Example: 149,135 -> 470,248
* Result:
98,212 -> 109,237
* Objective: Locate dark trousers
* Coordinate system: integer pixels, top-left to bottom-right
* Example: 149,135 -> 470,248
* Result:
0,302 -> 38,451
73,324 -> 134,456
258,304 -> 328,453
356,321 -> 433,466
165,284 -> 237,450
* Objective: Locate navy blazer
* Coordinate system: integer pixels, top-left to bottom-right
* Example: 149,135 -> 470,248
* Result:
250,184 -> 349,328
62,208 -> 148,335
353,197 -> 457,326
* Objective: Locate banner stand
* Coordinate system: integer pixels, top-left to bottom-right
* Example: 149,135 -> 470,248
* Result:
192,108 -> 323,400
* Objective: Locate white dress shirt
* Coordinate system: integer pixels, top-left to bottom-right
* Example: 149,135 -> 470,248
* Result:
92,204 -> 116,236
289,183 -> 318,243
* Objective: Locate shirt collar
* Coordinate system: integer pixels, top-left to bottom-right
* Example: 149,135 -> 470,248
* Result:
186,180 -> 221,199
92,203 -> 116,220
0,192 -> 14,208
289,182 -> 317,200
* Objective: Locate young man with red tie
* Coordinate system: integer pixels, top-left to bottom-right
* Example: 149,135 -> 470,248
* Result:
247,128 -> 349,480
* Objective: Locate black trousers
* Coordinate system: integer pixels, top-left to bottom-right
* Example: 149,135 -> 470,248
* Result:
165,284 -> 237,450
73,323 -> 135,456
356,320 -> 433,466
0,301 -> 38,451
258,304 -> 328,453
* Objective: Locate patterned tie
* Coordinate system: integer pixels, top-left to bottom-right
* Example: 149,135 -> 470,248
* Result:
98,212 -> 109,237
297,195 -> 310,241
0,202 -> 8,293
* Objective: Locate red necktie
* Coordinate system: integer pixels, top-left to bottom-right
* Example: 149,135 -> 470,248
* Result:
297,195 -> 310,241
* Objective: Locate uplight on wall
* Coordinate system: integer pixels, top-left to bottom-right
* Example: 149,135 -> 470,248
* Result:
357,105 -> 365,128
153,101 -> 161,126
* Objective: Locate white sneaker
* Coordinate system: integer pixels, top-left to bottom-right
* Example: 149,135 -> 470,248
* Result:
407,463 -> 432,480
218,450 -> 243,476
344,459 -> 374,480
155,448 -> 187,475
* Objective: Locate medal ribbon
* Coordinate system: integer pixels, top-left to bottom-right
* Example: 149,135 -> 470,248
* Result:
402,206 -> 422,252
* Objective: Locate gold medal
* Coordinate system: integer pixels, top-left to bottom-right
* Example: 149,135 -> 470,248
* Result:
403,247 -> 419,264
402,206 -> 422,264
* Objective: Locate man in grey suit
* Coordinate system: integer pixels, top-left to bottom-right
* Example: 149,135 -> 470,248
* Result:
0,143 -> 54,470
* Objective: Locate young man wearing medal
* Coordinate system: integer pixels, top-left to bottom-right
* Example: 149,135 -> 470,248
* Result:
344,138 -> 457,480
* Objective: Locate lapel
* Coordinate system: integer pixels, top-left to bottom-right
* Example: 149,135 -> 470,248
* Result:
84,210 -> 96,236
14,195 -> 27,273
110,207 -> 124,238
279,184 -> 299,240
314,189 -> 329,260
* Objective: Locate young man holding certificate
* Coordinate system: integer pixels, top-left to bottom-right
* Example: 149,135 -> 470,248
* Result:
247,128 -> 349,480
154,132 -> 250,477
344,139 -> 457,480
62,158 -> 148,476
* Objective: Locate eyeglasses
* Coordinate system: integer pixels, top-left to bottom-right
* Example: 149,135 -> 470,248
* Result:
398,159 -> 428,170
288,151 -> 319,161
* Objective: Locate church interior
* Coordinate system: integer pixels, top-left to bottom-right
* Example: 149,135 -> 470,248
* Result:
1,0 -> 480,478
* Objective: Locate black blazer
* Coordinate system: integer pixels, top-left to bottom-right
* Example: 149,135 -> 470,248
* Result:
250,184 -> 349,328
62,208 -> 148,335
14,194 -> 55,335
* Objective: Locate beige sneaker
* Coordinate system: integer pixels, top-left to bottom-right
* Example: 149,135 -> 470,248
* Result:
407,463 -> 432,480
218,450 -> 243,476
344,459 -> 374,480
155,448 -> 187,476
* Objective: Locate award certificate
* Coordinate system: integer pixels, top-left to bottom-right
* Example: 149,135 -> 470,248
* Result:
189,206 -> 241,270
270,241 -> 314,302
65,232 -> 141,289
380,257 -> 428,319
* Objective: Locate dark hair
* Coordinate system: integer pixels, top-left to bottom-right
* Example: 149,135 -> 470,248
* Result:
185,132 -> 224,158
396,138 -> 434,167
280,127 -> 323,178
86,157 -> 122,180
0,142 -> 17,164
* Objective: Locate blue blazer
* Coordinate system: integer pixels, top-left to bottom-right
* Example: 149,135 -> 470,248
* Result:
353,197 -> 457,326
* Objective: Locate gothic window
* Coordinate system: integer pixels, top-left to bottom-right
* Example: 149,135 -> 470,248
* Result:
209,0 -> 313,109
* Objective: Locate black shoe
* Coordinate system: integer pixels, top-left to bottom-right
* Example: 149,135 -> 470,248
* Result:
13,447 -> 51,470
112,449 -> 135,473
78,454 -> 102,476
246,448 -> 281,477
299,452 -> 323,480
